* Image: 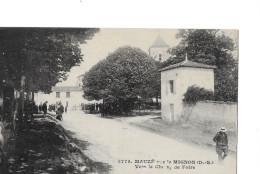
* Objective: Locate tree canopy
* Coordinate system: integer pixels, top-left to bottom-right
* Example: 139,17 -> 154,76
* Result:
164,29 -> 238,102
82,46 -> 159,114
0,28 -> 99,93
183,85 -> 214,105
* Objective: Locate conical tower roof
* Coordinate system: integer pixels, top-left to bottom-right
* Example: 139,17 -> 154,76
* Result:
149,36 -> 169,48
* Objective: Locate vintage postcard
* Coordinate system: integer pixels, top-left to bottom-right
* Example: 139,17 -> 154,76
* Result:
0,28 -> 238,174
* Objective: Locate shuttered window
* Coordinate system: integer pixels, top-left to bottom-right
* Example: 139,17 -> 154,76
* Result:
169,80 -> 174,94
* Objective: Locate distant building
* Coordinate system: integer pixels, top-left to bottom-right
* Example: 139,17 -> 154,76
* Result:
77,74 -> 84,87
159,56 -> 216,122
52,86 -> 84,110
149,36 -> 171,62
35,75 -> 85,111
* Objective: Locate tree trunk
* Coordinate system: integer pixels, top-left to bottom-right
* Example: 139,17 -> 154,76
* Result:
26,91 -> 30,101
102,99 -> 104,116
0,87 -> 3,121
32,92 -> 34,102
18,75 -> 26,130
13,97 -> 18,130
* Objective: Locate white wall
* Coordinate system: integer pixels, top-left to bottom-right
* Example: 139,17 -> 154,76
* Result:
35,90 -> 85,111
182,101 -> 237,124
77,76 -> 84,87
149,47 -> 170,62
34,92 -> 52,105
161,67 -> 215,122
55,91 -> 85,110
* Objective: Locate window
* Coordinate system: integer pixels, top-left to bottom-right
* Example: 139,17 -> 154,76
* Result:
159,54 -> 162,61
66,92 -> 70,98
56,92 -> 60,98
169,80 -> 174,93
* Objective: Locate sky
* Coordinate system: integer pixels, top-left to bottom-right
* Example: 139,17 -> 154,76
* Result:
57,28 -> 238,86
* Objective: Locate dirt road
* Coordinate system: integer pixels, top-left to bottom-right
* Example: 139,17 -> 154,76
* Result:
61,111 -> 236,174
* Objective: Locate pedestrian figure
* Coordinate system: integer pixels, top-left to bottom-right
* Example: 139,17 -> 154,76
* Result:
35,105 -> 39,114
39,102 -> 42,112
56,102 -> 64,121
65,106 -> 67,113
96,103 -> 99,111
213,127 -> 228,164
42,101 -> 48,115
26,100 -> 34,122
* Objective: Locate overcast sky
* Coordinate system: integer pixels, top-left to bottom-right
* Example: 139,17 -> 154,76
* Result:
57,28 -> 238,86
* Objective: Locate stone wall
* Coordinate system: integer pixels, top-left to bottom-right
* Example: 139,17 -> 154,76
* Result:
182,101 -> 237,124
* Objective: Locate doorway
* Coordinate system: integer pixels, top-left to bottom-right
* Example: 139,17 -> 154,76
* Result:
170,104 -> 174,122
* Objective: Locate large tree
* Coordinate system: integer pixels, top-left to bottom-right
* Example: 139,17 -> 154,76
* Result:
83,46 -> 159,114
164,29 -> 238,102
0,28 -> 99,93
0,28 -> 99,122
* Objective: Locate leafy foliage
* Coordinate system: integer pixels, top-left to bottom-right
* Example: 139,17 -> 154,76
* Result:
0,28 -> 99,93
83,46 -> 159,114
165,29 -> 238,102
183,86 -> 214,105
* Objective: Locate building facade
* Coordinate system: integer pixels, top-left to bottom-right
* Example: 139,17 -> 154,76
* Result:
77,74 -> 84,87
148,36 -> 171,62
159,58 -> 216,122
35,76 -> 85,111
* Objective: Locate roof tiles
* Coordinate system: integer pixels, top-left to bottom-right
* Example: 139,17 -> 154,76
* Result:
159,60 -> 217,72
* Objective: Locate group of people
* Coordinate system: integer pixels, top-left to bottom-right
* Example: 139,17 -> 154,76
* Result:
82,103 -> 101,113
38,101 -> 48,115
38,101 -> 65,121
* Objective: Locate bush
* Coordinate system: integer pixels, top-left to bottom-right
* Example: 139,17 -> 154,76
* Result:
183,85 -> 214,105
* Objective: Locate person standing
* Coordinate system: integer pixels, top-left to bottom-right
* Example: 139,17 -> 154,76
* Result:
42,101 -> 48,115
39,102 -> 42,113
65,106 -> 67,114
56,102 -> 64,121
213,127 -> 228,164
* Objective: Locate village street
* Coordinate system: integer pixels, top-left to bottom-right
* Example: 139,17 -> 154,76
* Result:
60,111 -> 236,174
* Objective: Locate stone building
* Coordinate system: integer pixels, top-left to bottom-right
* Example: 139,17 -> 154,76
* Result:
77,74 -> 84,87
35,75 -> 85,111
148,36 -> 171,62
159,56 -> 216,122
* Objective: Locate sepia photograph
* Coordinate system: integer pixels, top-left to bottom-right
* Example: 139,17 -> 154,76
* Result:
0,28 -> 238,173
